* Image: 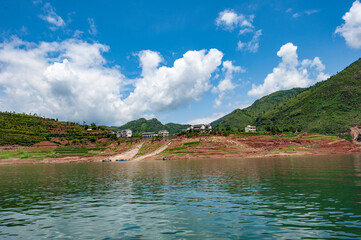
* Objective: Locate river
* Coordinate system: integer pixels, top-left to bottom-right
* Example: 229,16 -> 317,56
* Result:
1,154 -> 361,239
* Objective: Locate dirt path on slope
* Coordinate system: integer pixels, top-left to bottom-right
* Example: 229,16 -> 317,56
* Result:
109,142 -> 144,161
131,141 -> 171,162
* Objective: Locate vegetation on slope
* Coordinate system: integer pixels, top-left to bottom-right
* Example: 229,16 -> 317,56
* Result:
255,58 -> 361,134
116,118 -> 189,136
0,146 -> 106,160
212,58 -> 361,135
211,88 -> 305,130
0,112 -> 115,146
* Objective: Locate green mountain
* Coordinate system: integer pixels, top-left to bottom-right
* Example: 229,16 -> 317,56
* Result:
118,118 -> 189,136
164,123 -> 189,135
212,58 -> 361,134
255,58 -> 361,133
211,88 -> 305,130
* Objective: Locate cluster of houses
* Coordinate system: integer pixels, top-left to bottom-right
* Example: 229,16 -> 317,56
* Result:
185,124 -> 256,133
141,130 -> 169,138
116,129 -> 169,138
186,124 -> 212,134
115,124 -> 257,138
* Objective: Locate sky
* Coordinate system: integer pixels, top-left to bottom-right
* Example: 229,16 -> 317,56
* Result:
0,0 -> 360,126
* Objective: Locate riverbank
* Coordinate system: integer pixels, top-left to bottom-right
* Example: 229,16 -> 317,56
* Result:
1,134 -> 361,165
149,134 -> 361,161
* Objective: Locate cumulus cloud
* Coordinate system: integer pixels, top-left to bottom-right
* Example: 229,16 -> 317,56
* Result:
0,37 -> 223,125
39,2 -> 65,30
335,0 -> 361,49
212,61 -> 244,108
126,48 -> 223,113
248,42 -> 329,97
216,9 -> 262,53
0,38 -> 125,124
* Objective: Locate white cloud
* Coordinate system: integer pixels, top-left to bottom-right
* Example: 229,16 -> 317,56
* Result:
73,30 -> 84,38
186,112 -> 226,125
216,10 -> 239,29
292,9 -> 319,18
301,57 -> 325,71
237,41 -> 245,50
137,50 -> 163,76
216,9 -> 254,30
39,3 -> 65,30
316,72 -> 330,82
216,9 -> 261,52
286,8 -> 319,18
126,49 -> 223,113
248,42 -> 329,97
237,29 -> 262,52
0,37 -> 223,125
212,61 -> 244,108
335,0 -> 361,49
88,18 -> 98,36
239,28 -> 253,35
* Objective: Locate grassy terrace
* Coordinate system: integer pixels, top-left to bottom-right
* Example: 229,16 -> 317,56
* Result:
303,134 -> 339,141
0,147 -> 106,160
270,133 -> 344,141
163,140 -> 239,156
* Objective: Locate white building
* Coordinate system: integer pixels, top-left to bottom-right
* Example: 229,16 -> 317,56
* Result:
142,132 -> 157,138
245,125 -> 256,133
158,130 -> 169,137
186,124 -> 212,133
117,129 -> 132,138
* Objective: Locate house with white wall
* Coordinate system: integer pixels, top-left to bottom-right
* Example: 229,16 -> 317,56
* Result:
117,129 -> 133,138
245,125 -> 256,133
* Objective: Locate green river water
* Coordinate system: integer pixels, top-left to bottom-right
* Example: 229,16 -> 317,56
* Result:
0,154 -> 361,239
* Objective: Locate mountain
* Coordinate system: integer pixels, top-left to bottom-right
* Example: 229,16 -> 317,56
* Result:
255,58 -> 361,133
211,88 -> 305,129
164,123 -> 189,135
118,118 -> 189,136
212,58 -> 361,134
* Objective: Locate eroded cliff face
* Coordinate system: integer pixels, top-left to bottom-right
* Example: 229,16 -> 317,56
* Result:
350,126 -> 361,144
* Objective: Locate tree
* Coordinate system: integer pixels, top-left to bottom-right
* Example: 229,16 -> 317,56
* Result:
98,126 -> 106,131
133,133 -> 142,138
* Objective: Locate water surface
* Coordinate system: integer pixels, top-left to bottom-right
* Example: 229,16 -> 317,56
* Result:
1,154 -> 361,239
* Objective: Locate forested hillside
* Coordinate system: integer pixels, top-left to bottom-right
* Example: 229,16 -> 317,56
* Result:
212,58 -> 361,134
255,58 -> 361,133
117,118 -> 189,136
211,88 -> 305,130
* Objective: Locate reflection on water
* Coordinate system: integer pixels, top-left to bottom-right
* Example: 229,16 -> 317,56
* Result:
0,154 -> 361,239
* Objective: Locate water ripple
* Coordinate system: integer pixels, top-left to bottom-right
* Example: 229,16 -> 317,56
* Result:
0,154 -> 361,239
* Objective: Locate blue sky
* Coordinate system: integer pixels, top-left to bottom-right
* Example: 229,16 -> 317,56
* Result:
0,0 -> 360,126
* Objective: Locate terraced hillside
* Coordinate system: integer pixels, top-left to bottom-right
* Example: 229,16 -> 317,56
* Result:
0,112 -> 115,146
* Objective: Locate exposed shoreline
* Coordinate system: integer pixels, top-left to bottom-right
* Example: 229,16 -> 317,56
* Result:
0,150 -> 360,166
1,134 -> 361,165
